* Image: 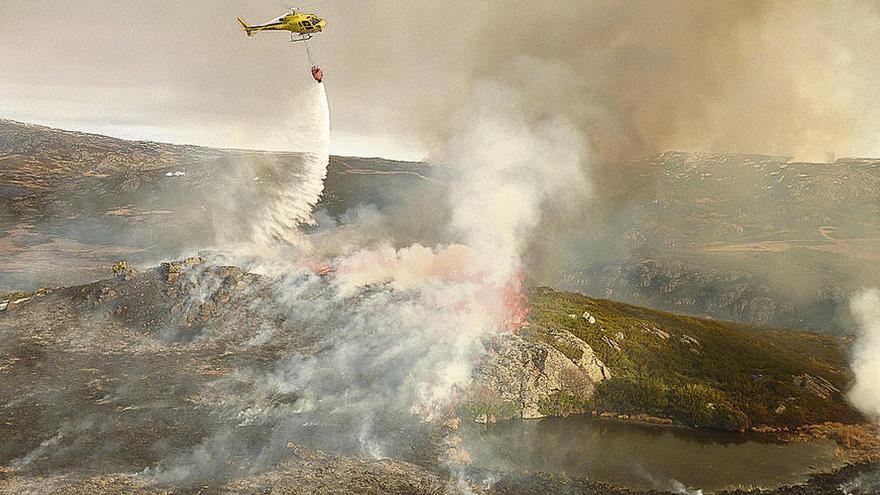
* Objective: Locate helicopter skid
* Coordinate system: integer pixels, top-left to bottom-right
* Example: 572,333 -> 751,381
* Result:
289,34 -> 314,43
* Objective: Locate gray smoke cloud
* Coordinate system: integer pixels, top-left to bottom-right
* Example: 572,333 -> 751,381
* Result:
2,1 -> 880,162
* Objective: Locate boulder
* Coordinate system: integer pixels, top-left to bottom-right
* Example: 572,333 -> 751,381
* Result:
793,374 -> 840,400
639,322 -> 670,340
474,334 -> 601,419
219,266 -> 245,281
160,262 -> 182,284
538,327 -> 612,382
112,260 -> 136,278
582,311 -> 597,325
184,256 -> 204,267
601,336 -> 621,351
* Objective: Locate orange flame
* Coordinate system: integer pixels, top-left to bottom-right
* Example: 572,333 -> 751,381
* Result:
498,268 -> 530,332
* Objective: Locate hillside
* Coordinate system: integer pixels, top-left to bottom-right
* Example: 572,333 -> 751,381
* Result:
527,288 -> 862,432
557,152 -> 880,333
1,259 -> 875,493
1,261 -> 866,436
0,119 -> 220,191
3,119 -> 880,334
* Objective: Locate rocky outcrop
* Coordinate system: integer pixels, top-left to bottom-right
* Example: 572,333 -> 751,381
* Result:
601,336 -> 621,351
639,322 -> 670,340
537,327 -> 611,382
793,373 -> 841,400
567,259 -> 834,333
472,331 -> 608,420
582,311 -> 597,325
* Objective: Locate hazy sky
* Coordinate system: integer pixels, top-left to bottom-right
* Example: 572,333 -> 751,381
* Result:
2,1 -> 880,161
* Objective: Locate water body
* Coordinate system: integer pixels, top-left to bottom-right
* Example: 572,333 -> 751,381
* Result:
462,416 -> 844,493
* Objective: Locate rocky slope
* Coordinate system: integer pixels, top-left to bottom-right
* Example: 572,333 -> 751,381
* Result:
3,459 -> 879,495
558,151 -> 880,333
0,119 -> 220,192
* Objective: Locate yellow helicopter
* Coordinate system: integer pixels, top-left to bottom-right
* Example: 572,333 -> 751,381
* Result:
237,8 -> 327,43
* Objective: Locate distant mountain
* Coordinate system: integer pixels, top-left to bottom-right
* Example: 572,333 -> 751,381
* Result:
0,119 -> 220,191
556,152 -> 880,333
605,151 -> 880,245
0,119 -> 432,291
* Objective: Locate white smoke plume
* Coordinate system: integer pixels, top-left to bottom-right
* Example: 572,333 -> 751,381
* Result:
635,466 -> 704,495
848,289 -> 880,424
842,289 -> 880,495
146,58 -> 591,485
442,58 -> 592,284
842,472 -> 880,495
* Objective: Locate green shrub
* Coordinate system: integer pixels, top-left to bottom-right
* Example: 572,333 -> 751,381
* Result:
459,384 -> 519,421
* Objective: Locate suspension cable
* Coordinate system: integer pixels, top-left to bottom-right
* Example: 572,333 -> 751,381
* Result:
303,39 -> 316,67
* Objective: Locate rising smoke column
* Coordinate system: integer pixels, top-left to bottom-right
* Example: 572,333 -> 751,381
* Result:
843,289 -> 880,494
148,58 -> 591,486
849,289 -> 880,423
443,61 -> 592,284
252,82 -> 331,247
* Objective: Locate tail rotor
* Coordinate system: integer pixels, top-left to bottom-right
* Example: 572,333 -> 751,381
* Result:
236,17 -> 254,37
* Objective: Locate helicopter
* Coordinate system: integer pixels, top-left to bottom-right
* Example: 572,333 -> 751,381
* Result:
236,8 -> 327,43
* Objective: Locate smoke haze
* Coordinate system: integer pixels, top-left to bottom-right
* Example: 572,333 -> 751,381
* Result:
2,1 -> 880,161
3,2 -> 879,491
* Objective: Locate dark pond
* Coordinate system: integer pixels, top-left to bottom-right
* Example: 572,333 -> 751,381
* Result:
462,416 -> 843,493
